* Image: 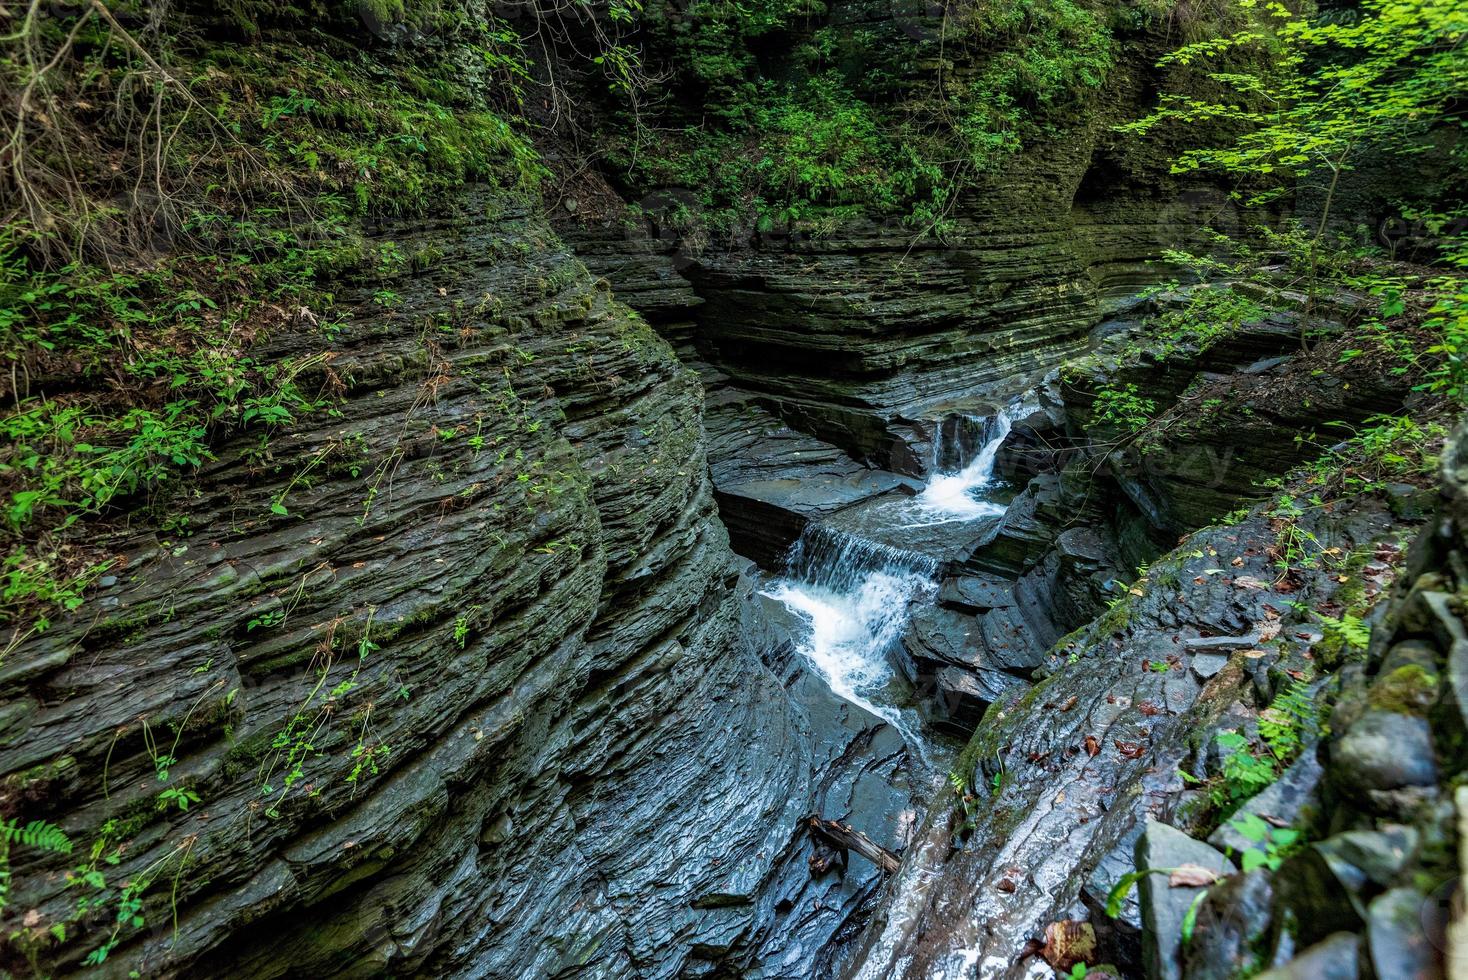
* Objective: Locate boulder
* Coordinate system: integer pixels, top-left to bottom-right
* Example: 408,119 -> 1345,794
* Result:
1254,932 -> 1361,980
1330,710 -> 1437,793
1182,870 -> 1275,980
1134,820 -> 1234,980
1316,826 -> 1419,887
1367,887 -> 1438,980
937,574 -> 1017,612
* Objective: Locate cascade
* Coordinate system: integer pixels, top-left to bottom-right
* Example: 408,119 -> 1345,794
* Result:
763,524 -> 935,753
762,408 -> 1017,757
909,409 -> 1014,522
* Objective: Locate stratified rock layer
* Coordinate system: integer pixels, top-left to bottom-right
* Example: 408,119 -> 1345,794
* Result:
0,198 -> 917,978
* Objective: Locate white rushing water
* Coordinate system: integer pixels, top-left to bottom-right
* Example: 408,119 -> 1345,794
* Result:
907,410 -> 1013,523
764,570 -> 931,748
763,409 -> 1016,759
763,526 -> 936,753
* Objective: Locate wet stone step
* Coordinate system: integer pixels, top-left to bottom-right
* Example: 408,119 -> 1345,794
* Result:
937,573 -> 1017,612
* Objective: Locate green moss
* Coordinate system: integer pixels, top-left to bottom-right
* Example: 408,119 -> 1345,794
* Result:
1096,599 -> 1132,637
1368,665 -> 1440,716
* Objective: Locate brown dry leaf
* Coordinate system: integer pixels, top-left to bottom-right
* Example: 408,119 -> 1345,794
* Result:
1060,695 -> 1079,712
1231,556 -> 1245,567
1040,920 -> 1097,971
1083,736 -> 1101,757
1243,648 -> 1269,659
997,878 -> 1017,894
1115,740 -> 1145,759
1168,864 -> 1220,888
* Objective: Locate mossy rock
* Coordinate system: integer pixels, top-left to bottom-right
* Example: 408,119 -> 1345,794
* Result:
1367,665 -> 1441,716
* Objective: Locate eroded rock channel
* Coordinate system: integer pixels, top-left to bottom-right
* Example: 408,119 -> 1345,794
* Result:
2,2 -> 1463,976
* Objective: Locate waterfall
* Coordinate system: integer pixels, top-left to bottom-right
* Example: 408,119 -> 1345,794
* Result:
908,409 -> 1013,522
760,407 -> 1018,758
762,524 -> 935,754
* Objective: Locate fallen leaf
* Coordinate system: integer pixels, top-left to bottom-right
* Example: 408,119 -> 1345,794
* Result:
1257,620 -> 1282,642
1083,736 -> 1101,757
1231,556 -> 1245,567
997,878 -> 1017,893
1060,695 -> 1078,712
1115,740 -> 1145,759
1243,648 -> 1269,659
1234,576 -> 1269,590
1138,700 -> 1162,717
1169,864 -> 1220,888
1039,919 -> 1097,971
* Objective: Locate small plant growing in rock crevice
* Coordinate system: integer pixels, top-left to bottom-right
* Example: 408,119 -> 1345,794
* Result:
1090,383 -> 1157,435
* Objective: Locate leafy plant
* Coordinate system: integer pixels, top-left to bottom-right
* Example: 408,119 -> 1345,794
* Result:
0,819 -> 72,915
1316,611 -> 1371,654
1226,813 -> 1303,872
1091,384 -> 1158,434
1258,679 -> 1318,764
1121,0 -> 1467,347
157,787 -> 202,813
1215,730 -> 1278,804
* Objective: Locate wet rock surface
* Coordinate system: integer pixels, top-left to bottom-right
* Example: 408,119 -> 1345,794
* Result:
0,201 -> 925,978
837,487 -> 1402,978
1135,821 -> 1233,980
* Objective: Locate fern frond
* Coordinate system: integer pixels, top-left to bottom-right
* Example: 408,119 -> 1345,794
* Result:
2,818 -> 73,855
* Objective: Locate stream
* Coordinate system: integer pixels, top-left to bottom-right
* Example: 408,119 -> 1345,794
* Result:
762,409 -> 1018,765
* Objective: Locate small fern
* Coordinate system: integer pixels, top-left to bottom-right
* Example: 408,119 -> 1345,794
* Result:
0,818 -> 72,915
1317,611 -> 1371,653
2,819 -> 73,855
1259,679 -> 1319,766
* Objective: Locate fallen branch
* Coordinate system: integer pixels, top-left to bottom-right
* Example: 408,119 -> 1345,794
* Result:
805,816 -> 901,875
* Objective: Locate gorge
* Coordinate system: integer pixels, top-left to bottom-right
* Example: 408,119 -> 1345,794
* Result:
0,0 -> 1464,978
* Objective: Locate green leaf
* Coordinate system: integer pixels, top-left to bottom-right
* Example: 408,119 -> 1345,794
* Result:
1181,890 -> 1209,944
1105,869 -> 1151,917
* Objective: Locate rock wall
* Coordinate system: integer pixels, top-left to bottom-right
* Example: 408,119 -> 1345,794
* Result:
564,7 -> 1232,476
0,196 -> 915,977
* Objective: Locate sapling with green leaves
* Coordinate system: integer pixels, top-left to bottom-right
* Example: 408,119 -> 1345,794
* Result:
1121,0 -> 1467,344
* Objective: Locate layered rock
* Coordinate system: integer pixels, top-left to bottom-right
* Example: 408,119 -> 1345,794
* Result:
840,465 -> 1413,978
0,198 -> 917,977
